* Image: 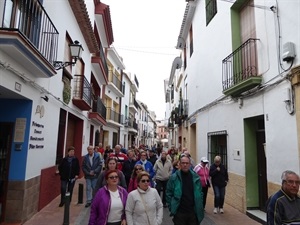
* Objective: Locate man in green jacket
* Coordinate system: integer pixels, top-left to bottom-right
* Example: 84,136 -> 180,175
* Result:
166,155 -> 204,225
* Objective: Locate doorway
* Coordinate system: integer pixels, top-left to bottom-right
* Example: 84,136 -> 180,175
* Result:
0,123 -> 13,222
244,116 -> 267,211
256,120 -> 267,211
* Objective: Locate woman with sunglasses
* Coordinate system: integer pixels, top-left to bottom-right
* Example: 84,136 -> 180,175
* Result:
89,169 -> 128,225
128,165 -> 145,192
125,171 -> 163,225
95,157 -> 127,195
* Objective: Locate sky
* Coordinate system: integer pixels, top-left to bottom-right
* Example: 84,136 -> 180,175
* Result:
102,0 -> 186,120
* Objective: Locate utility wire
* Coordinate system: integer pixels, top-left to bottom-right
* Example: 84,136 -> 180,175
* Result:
114,47 -> 179,56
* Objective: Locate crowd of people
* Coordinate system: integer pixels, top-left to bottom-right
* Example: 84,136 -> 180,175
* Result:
58,143 -> 300,225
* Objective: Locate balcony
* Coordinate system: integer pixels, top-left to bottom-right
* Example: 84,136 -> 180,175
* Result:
106,107 -> 122,126
142,130 -> 148,138
178,99 -> 188,119
91,41 -> 108,85
131,74 -> 139,92
123,117 -> 138,134
72,75 -> 92,110
0,0 -> 58,77
133,121 -> 138,130
89,96 -> 107,125
108,69 -> 124,97
129,98 -> 139,114
222,38 -> 262,97
94,2 -> 113,48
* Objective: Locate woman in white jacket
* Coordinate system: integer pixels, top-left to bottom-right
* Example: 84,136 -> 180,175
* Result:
125,171 -> 163,225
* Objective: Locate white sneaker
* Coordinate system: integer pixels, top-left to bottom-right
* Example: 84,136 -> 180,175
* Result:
213,208 -> 218,214
220,208 -> 224,214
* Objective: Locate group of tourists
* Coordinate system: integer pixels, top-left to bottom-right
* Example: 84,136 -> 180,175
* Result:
57,143 -> 300,225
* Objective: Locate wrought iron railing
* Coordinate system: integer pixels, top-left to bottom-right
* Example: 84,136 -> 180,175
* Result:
106,107 -> 121,123
134,75 -> 139,88
143,130 -> 147,137
133,121 -> 138,130
108,70 -> 122,92
1,0 -> 59,64
73,75 -> 92,105
133,98 -> 139,109
222,38 -> 259,91
92,96 -> 106,118
98,41 -> 108,76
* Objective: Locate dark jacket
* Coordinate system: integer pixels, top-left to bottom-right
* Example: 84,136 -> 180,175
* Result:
122,158 -> 136,183
209,163 -> 228,187
82,153 -> 102,179
267,189 -> 300,225
58,156 -> 80,181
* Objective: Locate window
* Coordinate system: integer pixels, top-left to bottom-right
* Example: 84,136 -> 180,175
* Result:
207,131 -> 228,169
206,0 -> 217,26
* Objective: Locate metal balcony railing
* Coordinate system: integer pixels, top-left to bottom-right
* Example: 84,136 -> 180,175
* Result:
133,98 -> 139,109
98,41 -> 108,76
143,130 -> 147,137
106,107 -> 121,123
222,38 -> 259,91
108,70 -> 122,92
134,75 -> 139,88
1,0 -> 59,64
92,96 -> 106,118
73,75 -> 92,105
133,121 -> 138,130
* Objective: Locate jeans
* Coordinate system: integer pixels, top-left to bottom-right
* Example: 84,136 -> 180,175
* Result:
155,179 -> 168,205
60,179 -> 76,204
213,185 -> 226,208
86,178 -> 97,203
202,186 -> 209,209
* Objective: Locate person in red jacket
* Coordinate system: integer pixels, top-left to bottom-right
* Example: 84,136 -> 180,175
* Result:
194,157 -> 211,210
109,144 -> 128,171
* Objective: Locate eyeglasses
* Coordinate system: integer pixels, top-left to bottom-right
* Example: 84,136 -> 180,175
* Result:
141,179 -> 150,183
108,176 -> 119,180
135,168 -> 143,171
284,180 -> 300,186
141,154 -> 147,157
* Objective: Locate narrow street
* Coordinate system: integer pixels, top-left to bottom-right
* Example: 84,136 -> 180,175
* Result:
23,178 -> 264,225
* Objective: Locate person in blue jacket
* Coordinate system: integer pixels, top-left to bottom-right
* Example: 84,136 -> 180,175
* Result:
135,150 -> 155,187
82,145 -> 103,207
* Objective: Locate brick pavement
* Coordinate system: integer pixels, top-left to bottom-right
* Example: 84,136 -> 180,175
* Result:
9,178 -> 263,225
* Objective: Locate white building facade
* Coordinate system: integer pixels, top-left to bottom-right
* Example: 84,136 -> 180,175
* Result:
119,72 -> 139,149
167,0 -> 300,218
0,0 -> 113,223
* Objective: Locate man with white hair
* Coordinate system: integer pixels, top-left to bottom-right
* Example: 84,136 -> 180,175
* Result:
267,170 -> 300,225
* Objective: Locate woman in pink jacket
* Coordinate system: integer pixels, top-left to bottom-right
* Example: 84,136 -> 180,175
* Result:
194,157 -> 211,210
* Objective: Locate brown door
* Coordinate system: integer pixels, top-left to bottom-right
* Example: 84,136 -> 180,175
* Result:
256,130 -> 268,211
0,123 -> 13,222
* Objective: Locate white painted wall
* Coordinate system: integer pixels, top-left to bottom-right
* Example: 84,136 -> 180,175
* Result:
183,0 -> 300,186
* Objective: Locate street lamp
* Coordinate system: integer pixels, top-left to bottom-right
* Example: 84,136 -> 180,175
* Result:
53,40 -> 83,70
